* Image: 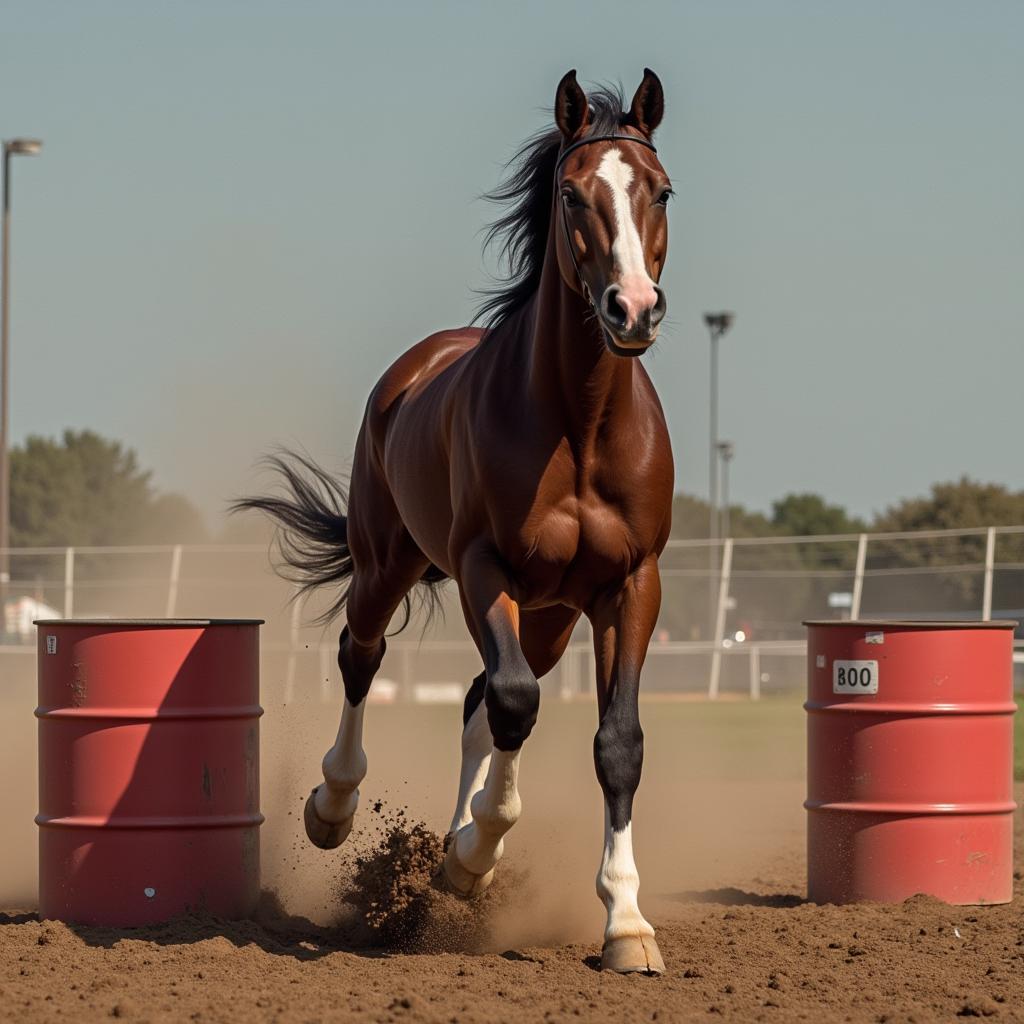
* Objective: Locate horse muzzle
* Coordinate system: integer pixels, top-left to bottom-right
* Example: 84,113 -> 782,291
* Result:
599,283 -> 667,355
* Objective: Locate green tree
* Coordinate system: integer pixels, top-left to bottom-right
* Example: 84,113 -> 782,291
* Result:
873,477 -> 1024,534
871,478 -> 1024,609
771,493 -> 866,537
11,430 -> 207,546
670,492 -> 776,540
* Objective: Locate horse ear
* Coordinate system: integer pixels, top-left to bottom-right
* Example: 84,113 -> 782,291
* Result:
626,68 -> 664,137
554,70 -> 590,140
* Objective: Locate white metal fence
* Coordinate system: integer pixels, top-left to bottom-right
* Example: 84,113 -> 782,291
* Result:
3,525 -> 1023,700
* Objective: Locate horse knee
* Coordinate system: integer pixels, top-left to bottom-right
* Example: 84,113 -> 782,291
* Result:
485,670 -> 540,751
594,713 -> 644,829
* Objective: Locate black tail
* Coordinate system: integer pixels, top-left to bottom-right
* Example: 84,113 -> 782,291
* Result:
230,450 -> 446,633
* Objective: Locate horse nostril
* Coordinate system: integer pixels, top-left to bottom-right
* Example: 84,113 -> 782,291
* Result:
601,286 -> 629,328
650,286 -> 667,328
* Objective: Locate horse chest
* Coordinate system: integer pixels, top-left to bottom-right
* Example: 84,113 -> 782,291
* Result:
510,499 -> 642,604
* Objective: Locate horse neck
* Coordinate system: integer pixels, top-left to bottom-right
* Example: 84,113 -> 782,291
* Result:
526,218 -> 636,443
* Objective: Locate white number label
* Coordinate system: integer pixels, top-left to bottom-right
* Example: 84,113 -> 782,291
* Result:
46,635 -> 57,655
833,659 -> 878,694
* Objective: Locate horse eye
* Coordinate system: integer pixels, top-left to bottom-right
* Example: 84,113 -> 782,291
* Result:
657,189 -> 673,207
561,189 -> 580,208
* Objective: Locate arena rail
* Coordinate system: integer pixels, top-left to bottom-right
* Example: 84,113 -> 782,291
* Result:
3,526 -> 1023,699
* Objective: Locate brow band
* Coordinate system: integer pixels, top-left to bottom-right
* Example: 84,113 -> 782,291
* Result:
554,133 -> 658,176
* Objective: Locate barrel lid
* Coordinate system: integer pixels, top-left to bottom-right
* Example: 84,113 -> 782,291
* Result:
803,618 -> 1017,629
33,618 -> 265,626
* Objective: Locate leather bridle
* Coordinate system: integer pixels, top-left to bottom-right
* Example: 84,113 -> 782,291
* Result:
554,133 -> 659,304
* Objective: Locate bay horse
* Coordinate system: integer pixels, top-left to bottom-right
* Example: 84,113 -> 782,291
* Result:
237,69 -> 674,974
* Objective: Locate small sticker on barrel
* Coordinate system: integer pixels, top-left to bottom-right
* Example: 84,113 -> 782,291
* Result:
833,659 -> 878,694
46,635 -> 57,655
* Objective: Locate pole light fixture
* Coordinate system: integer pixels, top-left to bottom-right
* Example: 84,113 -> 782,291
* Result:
704,311 -> 735,542
716,440 -> 735,541
703,311 -> 735,635
1,137 -> 43,584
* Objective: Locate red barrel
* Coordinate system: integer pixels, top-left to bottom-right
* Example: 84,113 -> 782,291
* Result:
805,620 -> 1016,905
35,619 -> 263,925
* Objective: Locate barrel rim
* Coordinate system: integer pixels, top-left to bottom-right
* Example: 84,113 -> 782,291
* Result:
803,618 -> 1017,629
33,618 -> 265,626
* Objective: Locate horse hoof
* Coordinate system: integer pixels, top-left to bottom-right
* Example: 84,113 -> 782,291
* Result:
601,935 -> 666,975
437,838 -> 494,899
303,788 -> 353,850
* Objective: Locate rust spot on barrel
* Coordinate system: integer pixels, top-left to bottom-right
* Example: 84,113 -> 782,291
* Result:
70,662 -> 87,707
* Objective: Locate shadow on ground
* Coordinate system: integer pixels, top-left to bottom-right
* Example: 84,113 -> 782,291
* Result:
669,887 -> 807,908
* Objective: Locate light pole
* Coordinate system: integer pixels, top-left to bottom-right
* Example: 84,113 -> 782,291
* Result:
717,440 -> 735,541
1,138 -> 42,585
703,311 -> 734,635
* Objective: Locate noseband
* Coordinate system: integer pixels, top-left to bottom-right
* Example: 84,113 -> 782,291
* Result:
554,133 -> 659,305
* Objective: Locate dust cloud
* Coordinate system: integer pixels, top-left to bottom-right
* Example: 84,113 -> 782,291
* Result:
1,614 -> 807,951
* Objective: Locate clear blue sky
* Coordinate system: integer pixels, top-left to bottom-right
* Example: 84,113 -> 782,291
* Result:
3,0 -> 1022,528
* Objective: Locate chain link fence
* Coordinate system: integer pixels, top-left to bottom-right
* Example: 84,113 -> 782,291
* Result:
3,526 -> 1022,701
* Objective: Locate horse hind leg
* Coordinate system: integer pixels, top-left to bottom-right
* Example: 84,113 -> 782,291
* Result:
303,623 -> 382,848
304,555 -> 425,850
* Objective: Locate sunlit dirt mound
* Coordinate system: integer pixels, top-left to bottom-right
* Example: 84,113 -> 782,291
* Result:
337,804 -> 510,953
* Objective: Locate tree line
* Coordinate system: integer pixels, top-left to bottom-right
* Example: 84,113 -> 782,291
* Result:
11,429 -> 1024,549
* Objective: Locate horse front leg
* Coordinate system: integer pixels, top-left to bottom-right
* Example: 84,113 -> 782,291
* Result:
442,545 -> 538,897
589,557 -> 665,975
445,672 -> 491,840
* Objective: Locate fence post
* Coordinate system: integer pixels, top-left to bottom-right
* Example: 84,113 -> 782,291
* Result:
63,547 -> 75,618
749,644 -> 761,701
982,526 -> 996,621
283,588 -> 302,704
850,533 -> 868,620
319,643 -> 332,703
401,644 -> 413,702
164,545 -> 183,618
559,644 -> 574,701
708,537 -> 733,700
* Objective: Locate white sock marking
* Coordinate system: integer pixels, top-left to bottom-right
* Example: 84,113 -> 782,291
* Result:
315,698 -> 367,823
596,809 -> 655,941
448,698 -> 492,836
452,747 -> 522,877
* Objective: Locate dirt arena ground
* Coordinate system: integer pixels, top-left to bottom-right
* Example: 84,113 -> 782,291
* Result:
2,685 -> 1023,1023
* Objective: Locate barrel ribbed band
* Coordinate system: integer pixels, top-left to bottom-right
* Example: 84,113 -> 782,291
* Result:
804,799 -> 1017,815
35,705 -> 264,720
804,700 -> 1017,716
36,812 -> 265,830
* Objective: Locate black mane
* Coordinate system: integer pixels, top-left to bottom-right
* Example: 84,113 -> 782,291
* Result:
475,84 -> 630,332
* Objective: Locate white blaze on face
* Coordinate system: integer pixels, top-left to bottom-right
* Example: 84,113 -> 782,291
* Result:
596,148 -> 658,330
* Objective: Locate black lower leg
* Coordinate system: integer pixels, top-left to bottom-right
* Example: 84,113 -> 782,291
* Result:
485,666 -> 540,751
594,690 -> 644,832
463,671 -> 486,726
338,625 -> 385,706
